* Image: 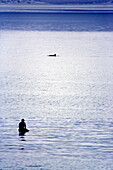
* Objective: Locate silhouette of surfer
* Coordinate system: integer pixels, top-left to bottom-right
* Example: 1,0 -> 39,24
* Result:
19,119 -> 29,135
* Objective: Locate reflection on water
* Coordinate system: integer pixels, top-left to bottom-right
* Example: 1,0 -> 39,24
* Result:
0,14 -> 113,169
19,135 -> 26,141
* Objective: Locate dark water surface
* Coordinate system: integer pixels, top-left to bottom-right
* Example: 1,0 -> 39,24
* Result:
0,12 -> 113,31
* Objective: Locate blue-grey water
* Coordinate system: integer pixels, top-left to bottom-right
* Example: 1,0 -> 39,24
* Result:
0,11 -> 113,169
0,12 -> 113,31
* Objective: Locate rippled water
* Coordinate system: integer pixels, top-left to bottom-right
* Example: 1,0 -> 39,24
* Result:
0,13 -> 113,169
0,13 -> 113,31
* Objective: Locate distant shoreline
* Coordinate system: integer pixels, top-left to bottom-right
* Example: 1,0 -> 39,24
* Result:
0,11 -> 113,14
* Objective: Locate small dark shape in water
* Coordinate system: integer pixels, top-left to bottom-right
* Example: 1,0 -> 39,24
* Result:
18,119 -> 29,136
19,129 -> 29,136
48,54 -> 56,57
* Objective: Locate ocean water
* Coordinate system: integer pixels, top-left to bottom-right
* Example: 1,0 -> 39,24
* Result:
0,12 -> 113,31
0,11 -> 113,170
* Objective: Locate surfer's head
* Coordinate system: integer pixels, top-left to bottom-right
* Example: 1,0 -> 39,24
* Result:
21,119 -> 25,122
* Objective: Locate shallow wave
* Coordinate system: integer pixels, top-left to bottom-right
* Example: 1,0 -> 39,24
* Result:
0,4 -> 113,13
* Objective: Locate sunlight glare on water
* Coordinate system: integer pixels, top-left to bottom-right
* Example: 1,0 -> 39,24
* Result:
0,29 -> 113,169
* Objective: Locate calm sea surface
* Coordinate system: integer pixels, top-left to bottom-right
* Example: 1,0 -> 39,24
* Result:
0,11 -> 113,169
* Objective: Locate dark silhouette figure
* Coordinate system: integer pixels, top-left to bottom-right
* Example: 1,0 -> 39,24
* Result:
19,119 -> 29,135
48,54 -> 56,57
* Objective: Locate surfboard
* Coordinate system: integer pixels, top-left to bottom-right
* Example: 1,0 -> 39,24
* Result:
18,129 -> 29,136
